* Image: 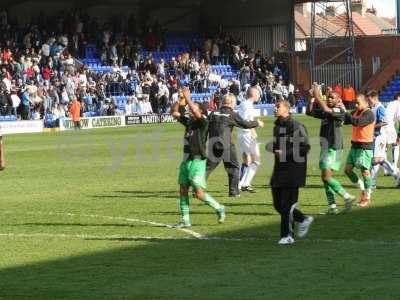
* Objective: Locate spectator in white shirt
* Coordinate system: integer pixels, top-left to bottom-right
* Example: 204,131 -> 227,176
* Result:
157,59 -> 166,79
63,54 -> 75,67
41,41 -> 50,57
59,35 -> 69,47
61,87 -> 70,104
211,42 -> 220,65
288,82 -> 295,94
142,96 -> 153,114
10,93 -> 21,116
137,100 -> 144,115
2,77 -> 11,94
125,99 -> 133,115
79,71 -> 88,88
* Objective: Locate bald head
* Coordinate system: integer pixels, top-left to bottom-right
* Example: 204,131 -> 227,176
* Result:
248,87 -> 261,102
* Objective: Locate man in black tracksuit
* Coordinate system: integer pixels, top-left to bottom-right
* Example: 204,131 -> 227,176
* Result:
266,100 -> 313,245
207,93 -> 264,197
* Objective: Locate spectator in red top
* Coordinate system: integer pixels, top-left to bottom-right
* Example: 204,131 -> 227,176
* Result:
168,75 -> 178,90
1,66 -> 11,81
42,65 -> 51,82
25,66 -> 34,80
208,93 -> 218,112
2,48 -> 12,63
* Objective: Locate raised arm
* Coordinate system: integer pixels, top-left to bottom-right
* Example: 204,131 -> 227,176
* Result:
344,110 -> 375,127
305,90 -> 315,117
170,100 -> 181,120
312,85 -> 333,114
171,89 -> 188,120
182,87 -> 203,120
231,112 -> 263,129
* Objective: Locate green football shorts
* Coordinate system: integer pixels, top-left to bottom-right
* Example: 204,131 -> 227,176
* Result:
346,148 -> 373,170
178,159 -> 207,190
319,148 -> 342,171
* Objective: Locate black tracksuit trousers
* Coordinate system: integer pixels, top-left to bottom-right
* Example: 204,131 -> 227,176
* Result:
272,187 -> 306,238
206,145 -> 240,196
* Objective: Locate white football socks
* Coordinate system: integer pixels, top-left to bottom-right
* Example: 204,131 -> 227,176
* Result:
381,160 -> 397,177
357,179 -> 365,191
371,164 -> 380,182
241,162 -> 260,187
393,145 -> 399,170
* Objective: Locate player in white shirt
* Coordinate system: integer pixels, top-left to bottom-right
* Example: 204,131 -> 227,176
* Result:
367,91 -> 398,188
384,92 -> 400,185
238,87 -> 262,192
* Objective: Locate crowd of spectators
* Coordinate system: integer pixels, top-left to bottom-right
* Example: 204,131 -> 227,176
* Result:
0,9 -> 303,124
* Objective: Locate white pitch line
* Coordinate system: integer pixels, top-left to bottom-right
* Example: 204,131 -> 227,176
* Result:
1,211 -> 205,240
0,233 -> 189,241
80,213 -> 205,239
3,211 -> 400,245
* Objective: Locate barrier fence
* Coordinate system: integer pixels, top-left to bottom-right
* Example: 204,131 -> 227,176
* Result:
0,104 -> 307,135
311,61 -> 363,92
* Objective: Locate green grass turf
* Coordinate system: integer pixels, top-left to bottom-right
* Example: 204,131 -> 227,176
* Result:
1,115 -> 400,299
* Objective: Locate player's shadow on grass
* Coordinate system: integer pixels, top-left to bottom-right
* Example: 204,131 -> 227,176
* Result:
6,223 -> 152,228
93,190 -> 226,200
115,190 -> 178,195
224,202 -> 271,207
224,201 -> 325,208
302,184 -> 357,189
92,194 -> 179,200
1,203 -> 400,298
114,190 -> 226,195
150,211 -> 275,217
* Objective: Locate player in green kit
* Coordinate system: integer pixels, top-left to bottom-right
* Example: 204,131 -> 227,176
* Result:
307,85 -> 356,214
344,94 -> 375,208
171,87 -> 225,228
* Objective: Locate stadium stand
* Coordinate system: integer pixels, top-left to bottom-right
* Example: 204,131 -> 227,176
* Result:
380,74 -> 400,102
0,9 -> 299,126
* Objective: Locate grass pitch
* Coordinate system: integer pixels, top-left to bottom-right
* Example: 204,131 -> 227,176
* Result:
1,116 -> 400,299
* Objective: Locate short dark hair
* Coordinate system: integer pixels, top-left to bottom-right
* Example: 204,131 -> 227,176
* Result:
395,92 -> 400,100
357,94 -> 367,103
366,90 -> 378,98
196,102 -> 208,117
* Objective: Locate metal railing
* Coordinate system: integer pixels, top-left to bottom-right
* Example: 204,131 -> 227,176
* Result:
311,60 -> 363,91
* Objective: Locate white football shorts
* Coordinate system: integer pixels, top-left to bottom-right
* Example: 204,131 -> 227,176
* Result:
238,134 -> 260,156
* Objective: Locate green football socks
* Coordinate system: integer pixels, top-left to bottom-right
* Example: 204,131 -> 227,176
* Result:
327,178 -> 347,198
179,195 -> 190,225
203,193 -> 222,211
363,175 -> 373,199
324,182 -> 336,206
347,171 -> 359,184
